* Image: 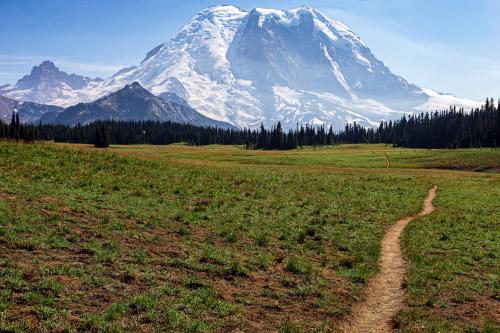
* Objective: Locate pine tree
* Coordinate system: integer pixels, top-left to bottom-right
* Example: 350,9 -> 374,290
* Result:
94,125 -> 111,148
257,124 -> 267,149
9,112 -> 16,139
495,99 -> 500,147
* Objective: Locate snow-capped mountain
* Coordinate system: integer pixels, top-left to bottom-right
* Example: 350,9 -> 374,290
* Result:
0,6 -> 481,129
0,60 -> 102,107
51,82 -> 235,128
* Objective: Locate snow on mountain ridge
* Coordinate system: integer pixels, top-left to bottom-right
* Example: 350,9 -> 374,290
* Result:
252,6 -> 363,44
0,5 -> 481,129
82,4 -> 481,128
416,88 -> 481,112
0,60 -> 102,107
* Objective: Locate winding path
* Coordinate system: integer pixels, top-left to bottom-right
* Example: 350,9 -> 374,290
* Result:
341,186 -> 438,333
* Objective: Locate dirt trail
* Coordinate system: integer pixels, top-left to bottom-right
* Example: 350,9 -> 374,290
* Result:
341,186 -> 437,333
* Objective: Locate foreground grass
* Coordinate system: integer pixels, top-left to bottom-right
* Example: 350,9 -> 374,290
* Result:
0,142 -> 498,332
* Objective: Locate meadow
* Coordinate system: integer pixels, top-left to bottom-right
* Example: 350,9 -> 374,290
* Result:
0,142 -> 498,332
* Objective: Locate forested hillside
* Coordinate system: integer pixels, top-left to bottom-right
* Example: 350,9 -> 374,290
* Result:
1,99 -> 499,149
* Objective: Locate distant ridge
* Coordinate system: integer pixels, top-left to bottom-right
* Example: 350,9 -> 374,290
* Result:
50,82 -> 236,128
0,95 -> 63,124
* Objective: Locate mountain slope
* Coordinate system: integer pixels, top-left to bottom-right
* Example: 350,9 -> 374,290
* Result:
52,82 -> 235,128
80,5 -> 478,129
0,6 -> 481,129
0,61 -> 102,107
0,95 -> 64,124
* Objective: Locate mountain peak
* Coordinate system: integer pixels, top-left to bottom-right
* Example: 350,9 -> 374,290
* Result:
52,83 -> 236,128
248,6 -> 354,35
118,82 -> 149,97
196,4 -> 247,20
128,81 -> 144,90
204,5 -> 246,14
252,5 -> 316,15
37,60 -> 58,71
0,60 -> 102,106
29,60 -> 61,77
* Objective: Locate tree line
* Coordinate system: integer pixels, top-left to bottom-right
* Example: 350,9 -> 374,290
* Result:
0,112 -> 37,143
1,98 -> 499,149
342,98 -> 500,148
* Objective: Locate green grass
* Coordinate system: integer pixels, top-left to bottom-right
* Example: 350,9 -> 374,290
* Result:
100,142 -> 500,171
0,141 -> 498,332
397,176 -> 499,332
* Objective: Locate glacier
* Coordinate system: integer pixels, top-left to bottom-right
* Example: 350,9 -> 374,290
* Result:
0,5 -> 481,129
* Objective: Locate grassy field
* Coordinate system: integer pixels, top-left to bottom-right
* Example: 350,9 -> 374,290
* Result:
0,142 -> 498,332
104,143 -> 500,171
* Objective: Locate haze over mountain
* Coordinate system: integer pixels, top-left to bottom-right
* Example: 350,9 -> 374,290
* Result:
49,82 -> 235,128
0,5 -> 481,129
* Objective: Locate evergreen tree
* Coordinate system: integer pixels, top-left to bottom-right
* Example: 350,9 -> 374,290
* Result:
94,125 -> 111,148
9,112 -> 16,139
496,99 -> 500,147
257,124 -> 267,149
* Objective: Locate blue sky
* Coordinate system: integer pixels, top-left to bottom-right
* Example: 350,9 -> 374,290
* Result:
1,0 -> 498,100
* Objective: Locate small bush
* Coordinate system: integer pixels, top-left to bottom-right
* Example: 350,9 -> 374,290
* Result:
226,260 -> 249,277
254,232 -> 270,247
104,302 -> 127,321
36,279 -> 64,297
279,319 -> 301,333
129,249 -> 149,263
278,275 -> 296,288
286,257 -> 313,276
338,255 -> 356,269
129,294 -> 156,313
177,225 -> 190,236
220,229 -> 238,244
186,275 -> 206,290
